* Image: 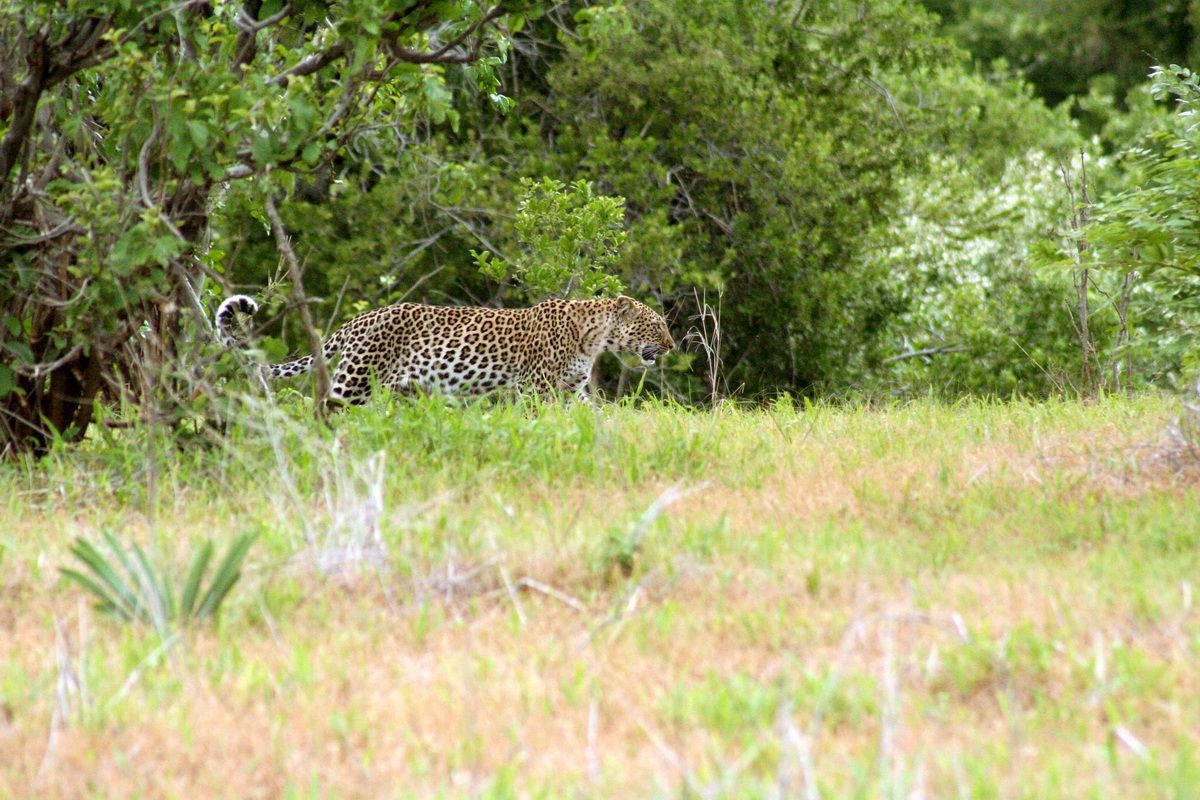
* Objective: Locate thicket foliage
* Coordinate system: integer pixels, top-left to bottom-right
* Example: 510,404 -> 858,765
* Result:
1056,65 -> 1200,386
474,177 -> 627,300
850,59 -> 1088,398
217,0 -> 972,399
0,0 -> 533,453
866,153 -> 1084,397
7,0 -> 1198,444
532,0 -> 957,396
924,0 -> 1198,110
1089,66 -> 1200,276
217,0 -> 1113,401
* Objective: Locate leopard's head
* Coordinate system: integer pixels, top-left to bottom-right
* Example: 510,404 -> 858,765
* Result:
610,296 -> 674,365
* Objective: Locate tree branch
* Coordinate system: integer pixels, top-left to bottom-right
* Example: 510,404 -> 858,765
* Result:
262,194 -> 331,415
389,4 -> 511,63
235,1 -> 292,35
0,36 -> 48,195
232,0 -> 265,68
21,344 -> 85,380
882,345 -> 971,363
1,14 -> 120,199
266,2 -> 511,85
47,16 -> 113,83
266,41 -> 350,86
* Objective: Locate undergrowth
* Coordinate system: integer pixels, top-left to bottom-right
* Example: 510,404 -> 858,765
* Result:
2,390 -> 1199,798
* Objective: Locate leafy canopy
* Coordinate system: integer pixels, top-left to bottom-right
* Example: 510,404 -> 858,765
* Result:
475,178 -> 627,300
0,0 -> 537,451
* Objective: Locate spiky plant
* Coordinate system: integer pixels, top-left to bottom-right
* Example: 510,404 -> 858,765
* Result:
60,531 -> 257,627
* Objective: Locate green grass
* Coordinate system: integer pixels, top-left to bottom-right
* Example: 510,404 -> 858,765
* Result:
2,392 -> 1199,797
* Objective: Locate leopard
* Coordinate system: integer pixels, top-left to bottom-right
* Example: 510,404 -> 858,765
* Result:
215,293 -> 675,404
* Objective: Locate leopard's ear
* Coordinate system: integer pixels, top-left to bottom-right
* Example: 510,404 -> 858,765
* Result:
616,295 -> 638,320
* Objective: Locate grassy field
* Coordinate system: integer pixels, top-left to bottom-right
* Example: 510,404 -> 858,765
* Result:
2,392 -> 1199,798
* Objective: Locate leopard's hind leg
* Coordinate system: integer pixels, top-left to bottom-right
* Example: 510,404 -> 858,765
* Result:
327,354 -> 375,406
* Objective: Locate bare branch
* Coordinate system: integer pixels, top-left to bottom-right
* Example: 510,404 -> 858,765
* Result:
136,117 -> 159,210
432,202 -> 515,265
267,2 -> 510,85
232,0 -> 264,67
262,194 -> 331,415
818,57 -> 904,126
390,3 -> 510,62
22,345 -> 86,380
234,2 -> 292,35
47,16 -> 114,83
0,37 -> 49,193
0,220 -> 83,248
316,75 -> 368,139
266,42 -> 350,87
516,577 -> 586,612
223,164 -> 255,181
882,344 -> 971,363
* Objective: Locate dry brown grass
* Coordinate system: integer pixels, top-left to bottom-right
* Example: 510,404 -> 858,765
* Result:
2,395 -> 1199,797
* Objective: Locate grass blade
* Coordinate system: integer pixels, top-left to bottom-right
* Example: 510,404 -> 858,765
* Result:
58,567 -> 134,621
66,537 -> 140,619
179,540 -> 214,620
131,541 -> 170,627
100,531 -> 148,621
195,533 -> 258,620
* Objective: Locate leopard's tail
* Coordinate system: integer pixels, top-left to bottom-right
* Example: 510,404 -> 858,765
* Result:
215,294 -> 260,349
215,294 -> 342,381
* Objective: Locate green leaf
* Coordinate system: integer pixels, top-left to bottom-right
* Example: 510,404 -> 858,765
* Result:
131,541 -> 170,622
3,341 -> 34,364
488,93 -> 515,114
59,567 -> 132,620
194,533 -> 257,620
0,364 -> 15,398
99,531 -> 148,620
287,97 -> 318,131
187,120 -> 209,148
61,532 -> 256,628
63,537 -> 140,620
301,140 -> 322,166
168,136 -> 192,173
179,540 -> 214,618
250,134 -> 275,165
